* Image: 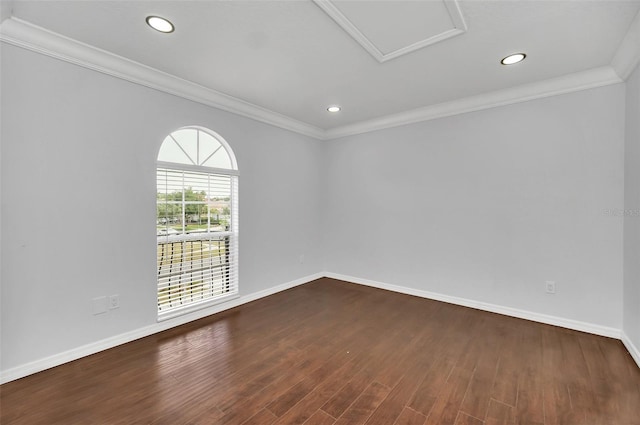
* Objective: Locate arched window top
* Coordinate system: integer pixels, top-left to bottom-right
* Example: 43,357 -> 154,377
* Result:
158,126 -> 237,171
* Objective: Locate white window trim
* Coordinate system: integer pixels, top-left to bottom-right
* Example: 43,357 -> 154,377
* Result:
156,127 -> 239,321
157,161 -> 240,177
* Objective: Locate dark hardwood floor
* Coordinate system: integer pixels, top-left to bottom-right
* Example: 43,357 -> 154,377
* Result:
2,278 -> 639,424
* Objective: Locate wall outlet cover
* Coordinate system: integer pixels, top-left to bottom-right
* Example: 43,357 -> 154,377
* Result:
545,281 -> 556,294
109,295 -> 120,309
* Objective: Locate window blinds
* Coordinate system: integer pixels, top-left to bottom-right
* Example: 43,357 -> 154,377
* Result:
157,168 -> 239,317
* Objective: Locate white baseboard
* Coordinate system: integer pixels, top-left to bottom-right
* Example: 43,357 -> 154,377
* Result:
323,272 -> 621,339
0,272 -> 323,385
621,331 -> 640,369
2,271 -> 632,384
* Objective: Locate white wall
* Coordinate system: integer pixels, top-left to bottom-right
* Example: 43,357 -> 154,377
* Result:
324,84 -> 626,329
0,41 -> 634,379
0,2 -> 11,23
624,63 -> 640,357
0,44 -> 324,372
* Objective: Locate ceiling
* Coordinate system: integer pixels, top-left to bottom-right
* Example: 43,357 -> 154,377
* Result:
2,0 -> 640,139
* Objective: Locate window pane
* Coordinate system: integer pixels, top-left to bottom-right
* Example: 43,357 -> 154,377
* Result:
157,236 -> 234,312
157,134 -> 192,164
156,202 -> 183,236
171,128 -> 198,164
158,128 -> 234,170
209,198 -> 230,231
202,149 -> 232,169
198,131 -> 222,166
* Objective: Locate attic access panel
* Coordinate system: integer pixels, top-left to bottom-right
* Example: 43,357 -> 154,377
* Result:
313,0 -> 467,63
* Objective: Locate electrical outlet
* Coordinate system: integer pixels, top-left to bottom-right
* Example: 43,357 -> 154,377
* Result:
109,294 -> 120,309
299,254 -> 305,264
545,281 -> 556,294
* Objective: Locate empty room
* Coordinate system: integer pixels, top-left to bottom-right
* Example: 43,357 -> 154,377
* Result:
1,0 -> 640,424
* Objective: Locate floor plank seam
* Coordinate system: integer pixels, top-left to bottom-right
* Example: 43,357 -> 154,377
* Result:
2,278 -> 638,425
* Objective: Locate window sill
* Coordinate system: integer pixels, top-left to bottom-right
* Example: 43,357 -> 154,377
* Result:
157,292 -> 240,322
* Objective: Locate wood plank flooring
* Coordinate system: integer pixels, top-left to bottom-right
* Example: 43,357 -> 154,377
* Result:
1,278 -> 639,424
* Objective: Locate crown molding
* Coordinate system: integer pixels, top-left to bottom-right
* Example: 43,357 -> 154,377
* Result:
612,9 -> 640,80
325,66 -> 623,140
0,17 -> 326,140
313,0 -> 466,63
0,15 -> 632,142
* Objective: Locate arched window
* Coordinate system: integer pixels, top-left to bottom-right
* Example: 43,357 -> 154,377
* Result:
156,127 -> 239,319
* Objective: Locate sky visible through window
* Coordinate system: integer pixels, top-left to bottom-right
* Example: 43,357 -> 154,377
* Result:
157,128 -> 232,169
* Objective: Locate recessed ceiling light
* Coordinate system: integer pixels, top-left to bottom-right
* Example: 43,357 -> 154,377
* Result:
327,106 -> 341,113
501,53 -> 526,65
146,16 -> 174,33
